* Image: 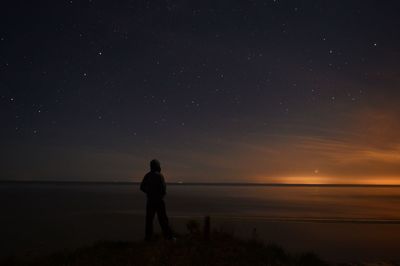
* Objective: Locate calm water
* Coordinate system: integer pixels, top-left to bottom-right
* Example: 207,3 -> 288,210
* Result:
1,182 -> 400,261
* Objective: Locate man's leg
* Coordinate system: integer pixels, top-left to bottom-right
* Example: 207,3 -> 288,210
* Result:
156,199 -> 173,239
145,200 -> 156,240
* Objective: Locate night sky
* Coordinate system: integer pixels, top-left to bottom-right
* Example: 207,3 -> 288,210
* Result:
1,1 -> 400,183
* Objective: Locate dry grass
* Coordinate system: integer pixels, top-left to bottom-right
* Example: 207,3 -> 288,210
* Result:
0,231 -> 327,266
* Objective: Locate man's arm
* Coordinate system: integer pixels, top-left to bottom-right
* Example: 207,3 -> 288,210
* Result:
140,175 -> 148,193
160,174 -> 166,196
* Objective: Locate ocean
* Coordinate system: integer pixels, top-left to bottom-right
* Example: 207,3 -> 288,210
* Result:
1,182 -> 400,262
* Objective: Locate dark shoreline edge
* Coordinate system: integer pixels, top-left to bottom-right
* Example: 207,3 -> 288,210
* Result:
1,180 -> 400,187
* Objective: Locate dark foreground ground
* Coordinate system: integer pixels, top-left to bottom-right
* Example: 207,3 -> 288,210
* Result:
0,232 -> 326,266
1,229 -> 398,266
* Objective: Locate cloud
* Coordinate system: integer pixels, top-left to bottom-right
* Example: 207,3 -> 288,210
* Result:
2,104 -> 399,184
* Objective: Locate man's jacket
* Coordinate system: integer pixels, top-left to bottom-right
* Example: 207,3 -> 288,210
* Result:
140,171 -> 166,200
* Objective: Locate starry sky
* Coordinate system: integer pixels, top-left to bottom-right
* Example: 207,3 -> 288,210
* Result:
1,0 -> 400,183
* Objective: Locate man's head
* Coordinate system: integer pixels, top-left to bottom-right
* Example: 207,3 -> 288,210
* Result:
150,159 -> 161,172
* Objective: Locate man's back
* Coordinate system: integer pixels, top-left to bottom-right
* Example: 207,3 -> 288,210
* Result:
140,171 -> 166,200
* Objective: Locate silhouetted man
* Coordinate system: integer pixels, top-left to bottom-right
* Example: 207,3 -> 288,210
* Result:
140,159 -> 173,240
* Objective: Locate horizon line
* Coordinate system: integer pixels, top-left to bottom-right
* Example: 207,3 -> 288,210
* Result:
1,180 -> 400,187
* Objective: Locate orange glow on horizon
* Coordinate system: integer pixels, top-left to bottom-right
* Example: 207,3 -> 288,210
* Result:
254,175 -> 400,185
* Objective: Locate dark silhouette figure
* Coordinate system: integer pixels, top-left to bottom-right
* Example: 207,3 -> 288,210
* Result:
140,159 -> 173,240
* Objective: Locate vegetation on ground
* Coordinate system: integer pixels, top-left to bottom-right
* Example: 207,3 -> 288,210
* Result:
1,220 -> 397,266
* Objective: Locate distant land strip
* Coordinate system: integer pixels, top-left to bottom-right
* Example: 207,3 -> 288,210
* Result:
77,210 -> 400,224
170,215 -> 400,224
1,180 -> 400,187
